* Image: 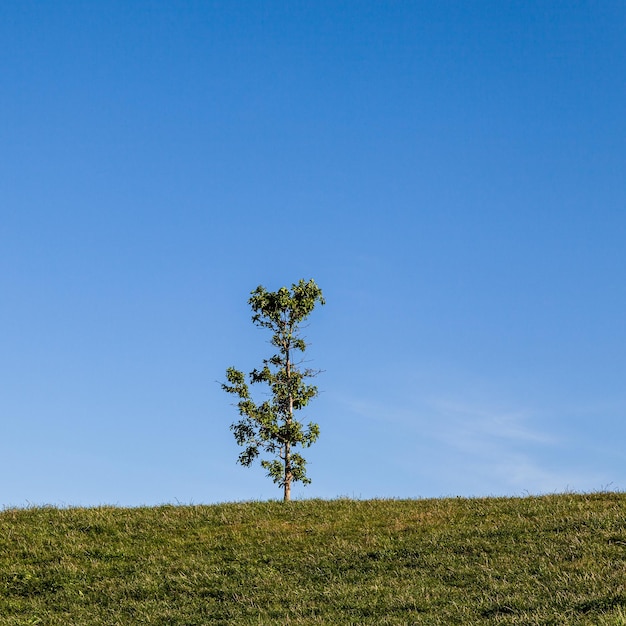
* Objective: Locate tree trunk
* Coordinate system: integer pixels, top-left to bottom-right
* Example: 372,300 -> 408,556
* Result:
284,338 -> 293,502
284,440 -> 292,501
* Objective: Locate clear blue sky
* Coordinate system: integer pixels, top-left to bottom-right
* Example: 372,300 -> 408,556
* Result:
2,1 -> 625,506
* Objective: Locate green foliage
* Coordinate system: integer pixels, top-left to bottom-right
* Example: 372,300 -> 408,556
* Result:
222,279 -> 324,500
1,493 -> 626,624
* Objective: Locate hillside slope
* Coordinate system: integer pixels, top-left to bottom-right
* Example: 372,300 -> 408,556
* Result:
1,493 -> 625,624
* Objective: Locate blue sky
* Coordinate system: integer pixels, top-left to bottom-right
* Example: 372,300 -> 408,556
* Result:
1,1 -> 625,506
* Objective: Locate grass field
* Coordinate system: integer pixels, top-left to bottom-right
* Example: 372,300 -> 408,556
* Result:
1,492 -> 625,624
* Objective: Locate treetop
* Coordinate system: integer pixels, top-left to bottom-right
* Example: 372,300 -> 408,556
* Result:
249,279 -> 325,329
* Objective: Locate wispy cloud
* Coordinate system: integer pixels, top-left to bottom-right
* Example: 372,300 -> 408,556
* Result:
424,396 -> 608,495
431,399 -> 556,446
329,382 -> 613,497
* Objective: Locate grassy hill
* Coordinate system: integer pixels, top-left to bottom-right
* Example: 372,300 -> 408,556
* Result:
1,493 -> 625,625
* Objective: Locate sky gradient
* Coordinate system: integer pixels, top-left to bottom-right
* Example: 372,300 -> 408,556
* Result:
2,1 -> 625,506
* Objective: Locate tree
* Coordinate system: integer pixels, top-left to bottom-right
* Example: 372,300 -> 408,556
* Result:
222,279 -> 325,502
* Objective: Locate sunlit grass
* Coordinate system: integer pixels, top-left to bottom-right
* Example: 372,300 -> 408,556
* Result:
1,493 -> 625,624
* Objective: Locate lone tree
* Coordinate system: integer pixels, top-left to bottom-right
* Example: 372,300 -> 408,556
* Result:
222,279 -> 325,502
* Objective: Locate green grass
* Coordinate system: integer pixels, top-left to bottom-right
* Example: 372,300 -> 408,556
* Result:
1,493 -> 626,624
